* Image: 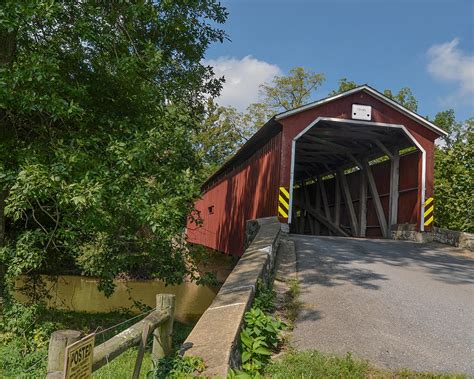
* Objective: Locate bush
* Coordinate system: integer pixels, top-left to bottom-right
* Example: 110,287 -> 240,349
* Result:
149,353 -> 205,379
239,307 -> 285,375
252,280 -> 276,313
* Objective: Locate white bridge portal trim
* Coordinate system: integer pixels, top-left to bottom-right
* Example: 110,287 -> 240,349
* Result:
288,117 -> 427,232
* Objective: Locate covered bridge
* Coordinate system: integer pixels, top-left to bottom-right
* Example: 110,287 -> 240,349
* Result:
187,85 -> 447,256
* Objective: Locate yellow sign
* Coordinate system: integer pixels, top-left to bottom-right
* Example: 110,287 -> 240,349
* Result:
278,186 -> 290,218
64,333 -> 95,379
424,197 -> 434,226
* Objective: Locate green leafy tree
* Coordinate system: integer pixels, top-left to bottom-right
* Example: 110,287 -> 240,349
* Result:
433,109 -> 462,148
329,78 -> 358,95
383,87 -> 418,112
199,67 -> 325,170
259,67 -> 325,112
242,67 -> 325,134
0,1 -> 227,300
434,117 -> 473,232
194,99 -> 251,178
330,78 -> 419,112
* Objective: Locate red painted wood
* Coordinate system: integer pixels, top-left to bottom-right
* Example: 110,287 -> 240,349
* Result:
187,133 -> 282,255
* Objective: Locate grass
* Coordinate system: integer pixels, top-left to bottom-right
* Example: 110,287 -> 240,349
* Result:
0,307 -> 193,379
93,348 -> 153,379
282,278 -> 302,327
264,350 -> 468,379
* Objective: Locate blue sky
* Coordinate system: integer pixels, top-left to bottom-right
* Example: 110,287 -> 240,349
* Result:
205,0 -> 474,121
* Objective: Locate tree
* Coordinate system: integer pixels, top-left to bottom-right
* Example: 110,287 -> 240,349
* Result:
194,99 -> 251,178
330,78 -> 419,112
433,109 -> 462,148
198,67 -> 326,171
434,117 -> 473,232
259,67 -> 325,111
382,87 -> 418,112
0,1 -> 228,299
329,78 -> 358,95
242,67 -> 325,133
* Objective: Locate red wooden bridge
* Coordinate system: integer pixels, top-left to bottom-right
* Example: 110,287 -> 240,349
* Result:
187,85 -> 447,256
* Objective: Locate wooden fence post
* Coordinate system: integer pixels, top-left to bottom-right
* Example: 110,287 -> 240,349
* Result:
46,330 -> 81,378
152,294 -> 175,362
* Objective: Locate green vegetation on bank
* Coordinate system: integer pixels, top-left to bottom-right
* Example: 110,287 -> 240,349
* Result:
264,350 -> 468,379
0,304 -> 193,378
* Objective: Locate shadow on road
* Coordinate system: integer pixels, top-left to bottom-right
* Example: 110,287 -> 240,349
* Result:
292,235 -> 474,291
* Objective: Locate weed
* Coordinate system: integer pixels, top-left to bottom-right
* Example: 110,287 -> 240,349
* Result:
239,307 -> 285,376
149,353 -> 205,378
252,279 -> 276,313
283,278 -> 302,327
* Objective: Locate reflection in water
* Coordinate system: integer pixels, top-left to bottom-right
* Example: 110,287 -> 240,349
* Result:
15,275 -> 220,324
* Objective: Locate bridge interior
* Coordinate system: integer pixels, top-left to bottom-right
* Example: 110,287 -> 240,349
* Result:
290,119 -> 420,238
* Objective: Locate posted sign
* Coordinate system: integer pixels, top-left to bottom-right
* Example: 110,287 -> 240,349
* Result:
64,333 -> 95,379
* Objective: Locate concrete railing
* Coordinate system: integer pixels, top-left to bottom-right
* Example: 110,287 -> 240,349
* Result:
182,217 -> 286,377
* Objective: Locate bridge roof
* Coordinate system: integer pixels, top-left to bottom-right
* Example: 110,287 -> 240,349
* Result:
202,85 -> 446,190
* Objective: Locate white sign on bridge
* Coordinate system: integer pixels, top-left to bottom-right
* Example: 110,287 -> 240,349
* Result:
64,333 -> 95,379
352,104 -> 372,121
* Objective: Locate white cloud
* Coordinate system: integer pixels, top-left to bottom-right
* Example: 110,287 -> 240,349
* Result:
427,38 -> 474,104
205,55 -> 282,111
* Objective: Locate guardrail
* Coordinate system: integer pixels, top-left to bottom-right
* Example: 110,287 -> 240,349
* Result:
45,293 -> 175,379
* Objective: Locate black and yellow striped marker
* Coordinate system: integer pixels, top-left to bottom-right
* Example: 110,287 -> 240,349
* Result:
424,197 -> 434,226
278,187 -> 290,219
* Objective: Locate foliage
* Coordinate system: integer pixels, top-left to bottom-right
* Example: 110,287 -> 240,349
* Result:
0,0 -> 228,299
434,118 -> 473,232
149,354 -> 205,379
283,278 -> 302,327
329,78 -> 358,95
259,67 -> 325,111
252,279 -> 276,313
383,87 -> 418,112
194,99 -> 253,179
199,67 -> 325,170
264,350 -> 468,379
227,367 -> 260,379
240,307 -> 286,375
434,109 -> 462,148
0,302 -> 193,378
0,303 -> 133,377
330,78 -> 419,112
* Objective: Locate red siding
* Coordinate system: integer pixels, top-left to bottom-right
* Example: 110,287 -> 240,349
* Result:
187,133 -> 282,255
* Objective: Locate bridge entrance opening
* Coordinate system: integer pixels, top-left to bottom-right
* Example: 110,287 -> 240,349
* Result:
289,117 -> 424,238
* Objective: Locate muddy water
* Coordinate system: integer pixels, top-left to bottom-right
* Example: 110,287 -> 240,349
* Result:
15,276 -> 220,324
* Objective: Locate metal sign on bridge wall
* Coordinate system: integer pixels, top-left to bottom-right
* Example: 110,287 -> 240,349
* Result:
64,333 -> 95,379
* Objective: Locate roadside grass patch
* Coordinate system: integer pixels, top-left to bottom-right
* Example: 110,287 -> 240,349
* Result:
264,350 -> 468,379
283,278 -> 302,327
